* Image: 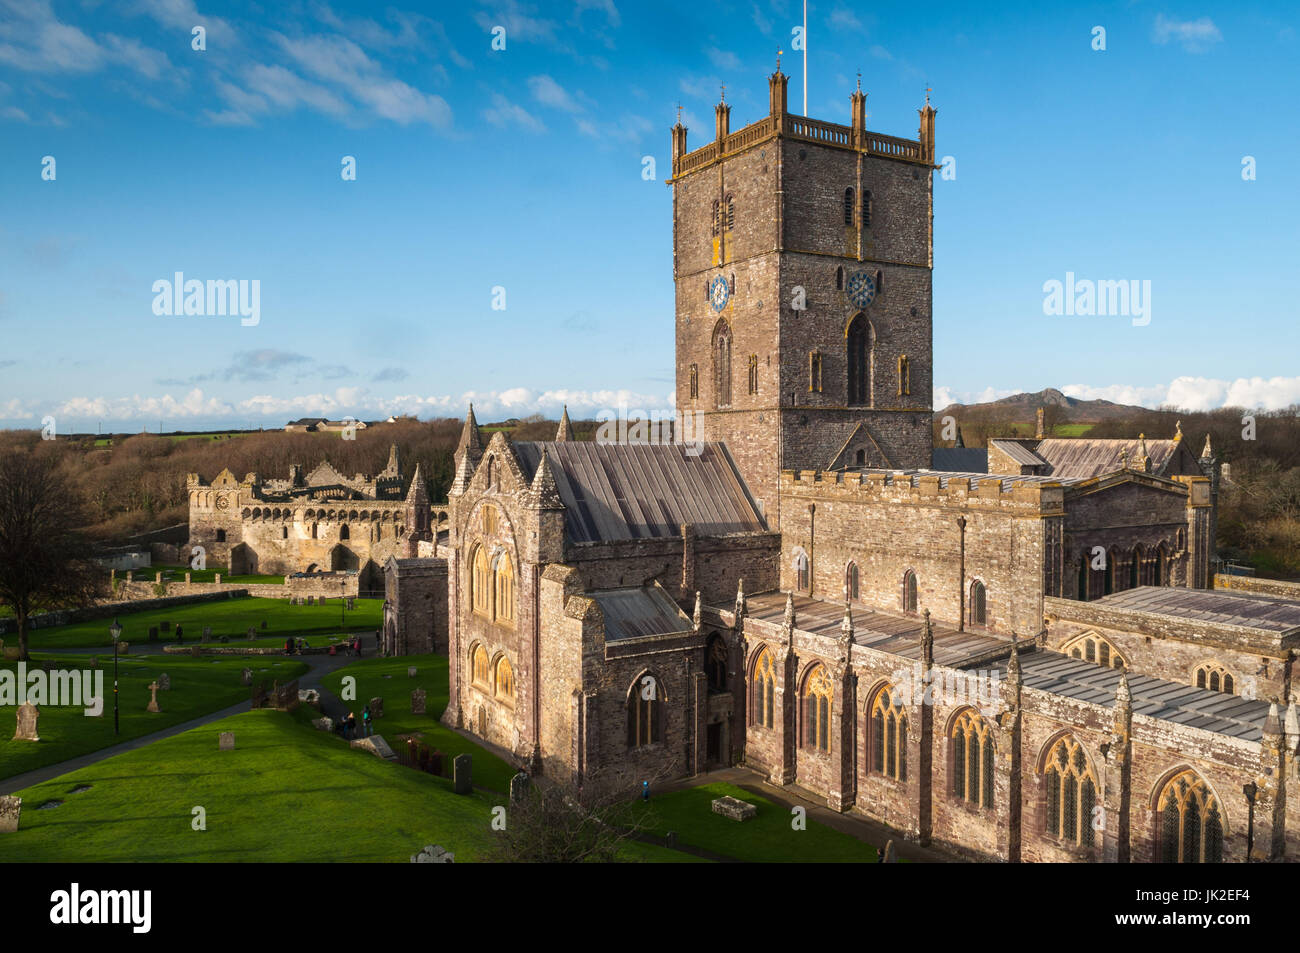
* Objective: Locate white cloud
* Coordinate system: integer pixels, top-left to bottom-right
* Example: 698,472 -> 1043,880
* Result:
528,73 -> 583,112
828,8 -> 864,31
483,92 -> 545,131
707,48 -> 741,71
1152,14 -> 1223,53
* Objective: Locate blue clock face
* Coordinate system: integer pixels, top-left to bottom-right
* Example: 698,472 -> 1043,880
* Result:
709,275 -> 730,312
847,271 -> 876,308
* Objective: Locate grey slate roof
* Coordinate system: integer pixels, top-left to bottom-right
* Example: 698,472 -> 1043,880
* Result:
739,591 -> 1017,667
988,438 -> 1049,468
1092,586 -> 1300,635
930,447 -> 989,472
514,441 -> 767,543
997,651 -> 1272,742
1033,437 -> 1180,479
593,586 -> 692,641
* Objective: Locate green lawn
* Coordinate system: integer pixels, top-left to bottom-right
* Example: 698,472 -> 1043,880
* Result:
640,782 -> 880,862
321,653 -> 516,794
24,596 -> 382,649
0,654 -> 308,780
1051,423 -> 1094,437
0,708 -> 698,862
147,564 -> 285,585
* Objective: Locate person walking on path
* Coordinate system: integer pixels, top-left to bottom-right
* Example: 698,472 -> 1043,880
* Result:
346,711 -> 357,740
362,705 -> 372,738
175,624 -> 184,644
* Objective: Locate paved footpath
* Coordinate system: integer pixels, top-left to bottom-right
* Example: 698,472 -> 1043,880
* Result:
0,639 -> 373,796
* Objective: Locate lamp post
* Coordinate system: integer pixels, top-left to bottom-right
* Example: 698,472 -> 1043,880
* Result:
955,516 -> 968,632
1243,781 -> 1257,862
109,618 -> 122,735
340,578 -> 346,628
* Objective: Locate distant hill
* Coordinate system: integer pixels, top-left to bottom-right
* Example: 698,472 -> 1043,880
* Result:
934,387 -> 1148,423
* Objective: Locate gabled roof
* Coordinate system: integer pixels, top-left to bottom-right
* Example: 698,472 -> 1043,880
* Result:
513,441 -> 767,543
931,447 -> 989,472
1033,437 -> 1178,479
305,461 -> 350,486
988,438 -> 1049,468
1091,586 -> 1300,636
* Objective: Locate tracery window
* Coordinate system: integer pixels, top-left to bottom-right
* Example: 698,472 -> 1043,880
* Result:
471,546 -> 490,616
751,647 -> 775,729
870,684 -> 907,781
951,709 -> 995,809
1043,735 -> 1097,847
1193,662 -> 1235,695
846,314 -> 869,406
969,580 -> 988,627
713,320 -> 732,409
1064,632 -> 1126,669
802,664 -> 832,753
1158,771 -> 1223,863
627,675 -> 662,748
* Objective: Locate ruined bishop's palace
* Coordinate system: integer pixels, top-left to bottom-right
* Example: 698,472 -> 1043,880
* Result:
198,67 -> 1300,862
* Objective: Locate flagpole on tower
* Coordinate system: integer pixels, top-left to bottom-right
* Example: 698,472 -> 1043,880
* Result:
802,0 -> 808,116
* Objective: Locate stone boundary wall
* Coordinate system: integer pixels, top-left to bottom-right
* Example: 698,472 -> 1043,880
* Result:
781,468 -> 1064,513
0,589 -> 249,636
111,573 -> 361,603
1214,573 -> 1300,601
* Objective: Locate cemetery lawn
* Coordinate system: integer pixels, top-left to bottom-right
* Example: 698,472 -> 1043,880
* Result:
321,653 -> 516,794
640,782 -> 881,863
0,654 -> 308,781
0,708 -> 693,863
25,596 -> 382,649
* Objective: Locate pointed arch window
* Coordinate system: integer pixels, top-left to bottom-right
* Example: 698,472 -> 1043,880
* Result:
705,634 -> 727,692
471,546 -> 491,616
843,187 -> 855,225
471,643 -> 490,689
802,664 -> 832,752
713,320 -> 732,409
747,354 -> 759,395
711,199 -> 720,236
751,647 -> 775,730
1043,735 -> 1097,847
951,709 -> 995,809
689,363 -> 699,400
902,570 -> 918,614
846,314 -> 870,406
493,553 -> 515,624
1193,662 -> 1235,695
897,355 -> 910,396
1064,632 -> 1126,669
1158,771 -> 1223,863
495,655 -> 515,703
845,562 -> 860,601
870,684 -> 907,781
725,194 -> 735,231
808,350 -> 822,393
627,675 -> 663,748
793,549 -> 809,591
862,190 -> 872,227
836,266 -> 844,290
969,580 -> 988,627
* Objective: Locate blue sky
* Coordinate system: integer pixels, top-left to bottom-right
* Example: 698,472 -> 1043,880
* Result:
1,0 -> 1297,432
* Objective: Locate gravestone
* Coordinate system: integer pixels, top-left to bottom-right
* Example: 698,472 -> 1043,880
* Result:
408,666 -> 418,678
881,839 -> 897,863
410,844 -> 454,863
246,627 -> 257,641
157,673 -> 171,691
711,795 -> 758,822
0,797 -> 20,834
665,831 -> 678,850
410,689 -> 426,715
509,772 -> 530,804
13,702 -> 39,742
203,626 -> 212,641
453,754 -> 472,794
241,667 -> 253,686
148,626 -> 159,642
261,620 -> 268,629
346,597 -> 355,610
351,735 -> 397,761
369,697 -> 384,718
307,596 -> 314,605
311,716 -> 334,732
218,732 -> 235,751
146,681 -> 161,713
189,646 -> 202,658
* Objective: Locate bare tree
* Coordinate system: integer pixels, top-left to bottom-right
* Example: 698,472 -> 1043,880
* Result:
0,449 -> 103,660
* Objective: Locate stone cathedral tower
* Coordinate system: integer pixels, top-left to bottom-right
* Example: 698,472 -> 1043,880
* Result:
670,66 -> 937,522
